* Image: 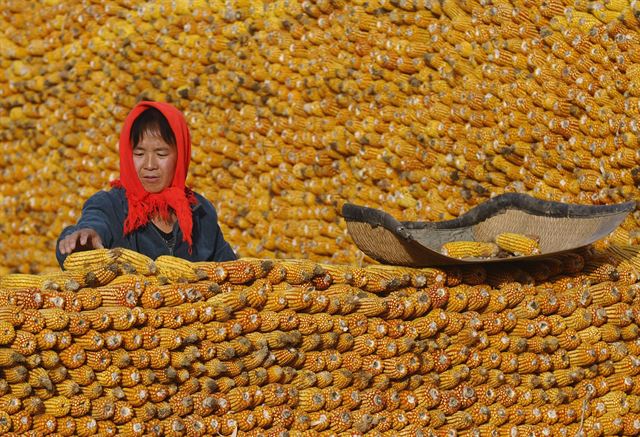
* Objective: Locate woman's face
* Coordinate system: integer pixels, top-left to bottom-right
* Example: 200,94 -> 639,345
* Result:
133,130 -> 177,193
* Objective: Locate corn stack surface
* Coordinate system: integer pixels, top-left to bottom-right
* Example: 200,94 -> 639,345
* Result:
0,248 -> 638,434
3,0 -> 640,272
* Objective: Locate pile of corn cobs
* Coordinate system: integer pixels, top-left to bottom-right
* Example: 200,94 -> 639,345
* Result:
4,0 -> 640,272
0,247 -> 639,435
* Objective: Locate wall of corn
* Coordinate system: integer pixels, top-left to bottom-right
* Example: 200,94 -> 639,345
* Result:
2,0 -> 640,273
0,247 -> 637,435
5,1 -> 640,434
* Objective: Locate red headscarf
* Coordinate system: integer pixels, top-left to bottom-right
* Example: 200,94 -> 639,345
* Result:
111,101 -> 196,248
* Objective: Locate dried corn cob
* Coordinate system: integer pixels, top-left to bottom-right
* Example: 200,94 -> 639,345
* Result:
2,272 -> 47,290
84,264 -> 119,288
113,248 -> 156,275
441,241 -> 500,259
495,233 -> 542,256
63,249 -> 120,272
155,256 -> 199,283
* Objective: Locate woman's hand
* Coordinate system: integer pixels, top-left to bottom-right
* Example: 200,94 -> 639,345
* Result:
58,228 -> 104,255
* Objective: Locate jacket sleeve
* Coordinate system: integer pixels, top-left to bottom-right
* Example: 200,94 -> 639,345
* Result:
55,191 -> 118,268
211,220 -> 237,261
196,194 -> 237,262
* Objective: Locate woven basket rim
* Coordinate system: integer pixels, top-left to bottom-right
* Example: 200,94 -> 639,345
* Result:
342,193 -> 635,266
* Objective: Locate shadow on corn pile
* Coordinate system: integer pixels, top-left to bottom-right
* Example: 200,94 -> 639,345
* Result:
0,246 -> 639,435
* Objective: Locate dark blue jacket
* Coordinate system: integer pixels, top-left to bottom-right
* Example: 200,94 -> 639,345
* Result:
56,187 -> 236,267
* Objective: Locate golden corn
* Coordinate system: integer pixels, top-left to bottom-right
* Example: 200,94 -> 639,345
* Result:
63,249 -> 119,272
441,241 -> 500,259
155,256 -> 200,283
0,274 -> 42,289
495,232 -> 542,256
84,264 -> 120,287
44,395 -> 71,417
3,1 -> 640,434
113,248 -> 157,275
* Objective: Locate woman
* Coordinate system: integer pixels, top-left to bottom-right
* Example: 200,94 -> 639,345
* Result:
56,101 -> 236,267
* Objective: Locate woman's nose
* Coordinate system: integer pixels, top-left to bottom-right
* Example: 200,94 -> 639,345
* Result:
144,154 -> 158,169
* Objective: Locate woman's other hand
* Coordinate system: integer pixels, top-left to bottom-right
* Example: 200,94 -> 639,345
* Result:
58,229 -> 104,255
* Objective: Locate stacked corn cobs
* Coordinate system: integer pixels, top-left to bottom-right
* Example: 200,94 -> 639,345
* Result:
4,1 -> 640,273
0,248 -> 640,435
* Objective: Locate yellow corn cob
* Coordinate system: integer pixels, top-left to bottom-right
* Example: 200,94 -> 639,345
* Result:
495,232 -> 541,256
55,416 -> 76,435
221,260 -> 257,284
155,255 -> 199,282
33,413 -> 58,434
39,308 -> 70,331
28,367 -> 53,392
41,270 -> 87,292
240,257 -> 274,279
117,418 -> 146,436
43,395 -> 71,417
72,289 -> 101,312
0,410 -> 10,433
155,283 -> 188,307
63,249 -> 119,272
113,248 -> 157,275
97,284 -> 141,308
0,305 -> 24,327
74,417 -> 99,437
10,330 -> 36,356
4,364 -> 27,384
35,329 -> 58,350
84,263 -> 119,287
0,273 -> 42,289
67,312 -> 91,337
191,261 -> 228,283
0,321 -> 15,345
441,241 -> 500,259
280,259 -> 322,285
100,307 -> 136,331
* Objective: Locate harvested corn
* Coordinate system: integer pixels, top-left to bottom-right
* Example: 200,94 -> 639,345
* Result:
441,241 -> 500,259
0,249 -> 637,434
495,233 -> 542,256
2,1 -> 640,272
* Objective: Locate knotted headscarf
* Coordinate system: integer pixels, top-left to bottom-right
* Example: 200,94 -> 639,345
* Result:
111,101 -> 196,248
